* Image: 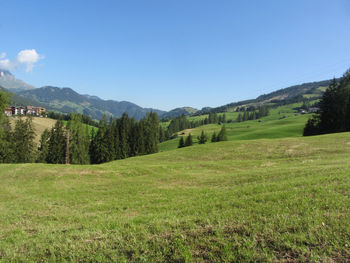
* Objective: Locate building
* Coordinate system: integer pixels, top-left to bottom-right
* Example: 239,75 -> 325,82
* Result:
5,105 -> 47,117
4,107 -> 12,116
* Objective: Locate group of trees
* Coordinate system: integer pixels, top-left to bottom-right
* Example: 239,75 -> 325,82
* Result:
304,71 -> 350,136
178,133 -> 193,148
167,113 -> 227,135
0,89 -> 165,165
47,111 -> 99,127
38,112 -> 162,164
178,125 -> 228,148
0,117 -> 37,163
236,106 -> 269,122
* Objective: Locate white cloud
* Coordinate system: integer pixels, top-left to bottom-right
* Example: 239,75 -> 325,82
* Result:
0,58 -> 12,70
0,49 -> 44,72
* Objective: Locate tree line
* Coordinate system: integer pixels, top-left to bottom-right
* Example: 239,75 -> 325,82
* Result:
235,106 -> 269,122
47,111 -> 99,127
304,70 -> 350,136
167,113 -> 227,135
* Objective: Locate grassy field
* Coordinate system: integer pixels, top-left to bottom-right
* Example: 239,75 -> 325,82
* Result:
0,132 -> 350,262
159,112 -> 310,152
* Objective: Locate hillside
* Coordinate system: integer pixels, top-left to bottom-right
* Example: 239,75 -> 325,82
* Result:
0,86 -> 41,107
0,132 -> 349,261
17,86 -> 166,120
195,79 -> 333,115
160,107 -> 198,119
160,102 -> 311,152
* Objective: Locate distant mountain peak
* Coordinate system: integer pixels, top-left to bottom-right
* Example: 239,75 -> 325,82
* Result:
0,69 -> 36,92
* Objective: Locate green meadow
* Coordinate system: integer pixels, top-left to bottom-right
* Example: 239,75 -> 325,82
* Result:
1,131 -> 350,262
159,103 -> 310,152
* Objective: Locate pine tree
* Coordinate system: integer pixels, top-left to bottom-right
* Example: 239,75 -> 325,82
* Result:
217,125 -> 228,141
198,130 -> 207,144
185,133 -> 193,146
119,113 -> 130,158
37,129 -> 50,163
178,136 -> 185,148
11,117 -> 37,163
0,91 -> 13,163
47,120 -> 67,164
67,113 -> 90,164
90,116 -> 110,164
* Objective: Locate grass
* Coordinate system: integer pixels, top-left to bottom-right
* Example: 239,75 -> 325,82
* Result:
159,112 -> 309,152
0,132 -> 350,262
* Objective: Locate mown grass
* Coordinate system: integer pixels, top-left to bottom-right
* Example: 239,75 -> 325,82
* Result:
1,132 -> 350,262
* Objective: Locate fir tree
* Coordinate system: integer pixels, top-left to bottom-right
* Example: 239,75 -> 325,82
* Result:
217,125 -> 228,141
67,113 -> 90,164
185,133 -> 193,146
47,120 -> 67,164
178,136 -> 185,148
11,117 -> 37,163
37,129 -> 50,163
198,130 -> 207,144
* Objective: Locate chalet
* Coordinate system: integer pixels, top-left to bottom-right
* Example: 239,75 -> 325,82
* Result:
4,107 -> 12,116
4,105 -> 46,117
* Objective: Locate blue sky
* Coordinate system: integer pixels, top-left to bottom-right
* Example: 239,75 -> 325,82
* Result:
1,0 -> 350,111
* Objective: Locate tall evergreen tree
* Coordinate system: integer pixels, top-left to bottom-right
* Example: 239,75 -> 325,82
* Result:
198,130 -> 207,144
37,129 -> 50,163
47,120 -> 67,164
11,117 -> 37,163
178,136 -> 185,148
0,91 -> 13,163
185,133 -> 193,146
217,125 -> 228,141
67,113 -> 90,164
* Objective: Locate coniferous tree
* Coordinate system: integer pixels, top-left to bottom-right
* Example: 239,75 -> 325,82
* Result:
67,113 -> 90,164
37,128 -> 50,163
119,113 -> 130,159
303,71 -> 350,136
47,120 -> 67,164
90,116 -> 110,164
11,117 -> 37,163
185,133 -> 193,146
0,91 -> 14,163
198,130 -> 207,144
178,136 -> 185,148
217,125 -> 228,141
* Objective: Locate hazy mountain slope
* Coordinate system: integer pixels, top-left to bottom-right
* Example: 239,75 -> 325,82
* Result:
0,69 -> 36,91
195,79 -> 333,115
161,107 -> 198,119
17,86 -> 166,120
0,86 -> 41,107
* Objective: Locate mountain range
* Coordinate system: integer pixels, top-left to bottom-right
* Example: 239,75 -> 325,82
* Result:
0,68 -> 332,120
